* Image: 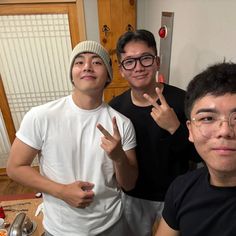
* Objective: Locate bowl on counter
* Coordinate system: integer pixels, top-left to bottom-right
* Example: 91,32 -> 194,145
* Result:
0,229 -> 7,236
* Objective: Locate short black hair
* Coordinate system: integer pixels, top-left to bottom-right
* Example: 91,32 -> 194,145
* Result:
185,62 -> 236,119
116,29 -> 157,62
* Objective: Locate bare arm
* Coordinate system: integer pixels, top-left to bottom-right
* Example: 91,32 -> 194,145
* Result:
155,217 -> 180,236
97,117 -> 138,191
113,148 -> 137,191
7,138 -> 94,208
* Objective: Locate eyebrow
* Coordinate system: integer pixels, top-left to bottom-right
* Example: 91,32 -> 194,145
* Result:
195,108 -> 236,114
121,53 -> 155,60
75,53 -> 101,59
195,108 -> 217,114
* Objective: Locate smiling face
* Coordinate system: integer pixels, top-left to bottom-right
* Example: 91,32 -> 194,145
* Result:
71,52 -> 109,95
187,93 -> 236,185
119,40 -> 159,90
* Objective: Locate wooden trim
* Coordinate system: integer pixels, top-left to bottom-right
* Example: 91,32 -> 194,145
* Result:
0,0 -> 76,4
0,75 -> 16,145
0,1 -> 85,44
67,3 -> 81,47
0,166 -> 39,176
76,0 -> 86,41
0,167 -> 7,175
0,3 -> 77,15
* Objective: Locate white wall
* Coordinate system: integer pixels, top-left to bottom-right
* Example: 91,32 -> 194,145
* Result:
138,0 -> 236,89
83,0 -> 100,42
84,0 -> 236,89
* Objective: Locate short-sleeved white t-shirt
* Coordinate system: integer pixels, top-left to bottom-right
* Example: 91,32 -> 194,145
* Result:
16,95 -> 136,235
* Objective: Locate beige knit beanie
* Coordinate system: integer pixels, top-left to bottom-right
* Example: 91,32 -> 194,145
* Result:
69,40 -> 113,84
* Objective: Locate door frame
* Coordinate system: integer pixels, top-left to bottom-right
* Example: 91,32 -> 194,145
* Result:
0,0 -> 86,145
0,0 -> 86,47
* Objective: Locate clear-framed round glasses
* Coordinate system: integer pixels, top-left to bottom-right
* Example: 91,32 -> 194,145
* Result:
120,54 -> 156,70
191,111 -> 236,138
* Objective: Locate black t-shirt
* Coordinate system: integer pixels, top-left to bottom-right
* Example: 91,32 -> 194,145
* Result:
163,167 -> 236,236
109,83 -> 200,201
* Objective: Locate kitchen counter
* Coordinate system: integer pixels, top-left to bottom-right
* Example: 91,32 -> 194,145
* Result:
1,198 -> 44,236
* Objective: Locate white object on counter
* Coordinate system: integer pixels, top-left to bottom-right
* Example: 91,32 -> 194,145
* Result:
35,203 -> 44,217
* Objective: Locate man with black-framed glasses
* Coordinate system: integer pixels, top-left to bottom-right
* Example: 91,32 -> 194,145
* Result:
109,29 -> 200,236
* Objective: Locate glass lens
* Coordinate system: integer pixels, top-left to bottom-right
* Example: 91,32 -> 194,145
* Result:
230,112 -> 236,126
122,58 -> 135,70
192,112 -> 236,138
140,55 -> 155,67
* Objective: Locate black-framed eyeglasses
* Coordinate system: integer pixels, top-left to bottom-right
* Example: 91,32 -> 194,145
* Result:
120,54 -> 156,70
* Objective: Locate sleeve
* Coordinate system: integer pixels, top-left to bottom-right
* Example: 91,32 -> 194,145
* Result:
121,118 -> 136,152
169,123 -> 189,152
169,124 -> 202,163
16,108 -> 43,150
164,87 -> 191,153
162,180 -> 180,230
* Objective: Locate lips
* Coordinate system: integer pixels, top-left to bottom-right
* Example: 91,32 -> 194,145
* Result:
134,75 -> 147,80
213,145 -> 236,151
81,75 -> 96,80
212,147 -> 236,155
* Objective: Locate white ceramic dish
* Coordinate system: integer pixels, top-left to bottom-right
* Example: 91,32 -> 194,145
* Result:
0,218 -> 4,229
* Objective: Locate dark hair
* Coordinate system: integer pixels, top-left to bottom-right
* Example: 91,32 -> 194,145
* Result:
185,62 -> 236,119
116,29 -> 157,62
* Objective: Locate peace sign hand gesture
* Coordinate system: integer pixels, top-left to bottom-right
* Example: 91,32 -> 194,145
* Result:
97,117 -> 124,162
143,87 -> 180,134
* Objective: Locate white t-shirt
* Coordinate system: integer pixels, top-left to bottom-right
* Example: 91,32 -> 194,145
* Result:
16,95 -> 136,236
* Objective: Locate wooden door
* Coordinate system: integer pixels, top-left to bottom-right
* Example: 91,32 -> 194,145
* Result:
0,0 -> 86,167
97,0 -> 136,102
0,1 -> 86,47
0,75 -> 15,144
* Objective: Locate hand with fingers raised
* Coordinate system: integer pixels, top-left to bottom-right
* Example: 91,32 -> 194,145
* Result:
97,117 -> 125,162
143,87 -> 180,134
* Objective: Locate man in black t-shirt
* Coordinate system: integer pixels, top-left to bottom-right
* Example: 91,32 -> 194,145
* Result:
109,29 -> 200,236
155,62 -> 236,236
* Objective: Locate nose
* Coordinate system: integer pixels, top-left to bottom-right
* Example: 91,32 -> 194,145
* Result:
83,59 -> 93,71
217,120 -> 235,138
134,59 -> 144,71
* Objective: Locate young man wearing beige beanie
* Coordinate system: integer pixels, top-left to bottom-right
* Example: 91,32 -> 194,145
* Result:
7,40 -> 138,236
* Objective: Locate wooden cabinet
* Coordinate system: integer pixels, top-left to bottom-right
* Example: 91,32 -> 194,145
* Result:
97,0 -> 136,102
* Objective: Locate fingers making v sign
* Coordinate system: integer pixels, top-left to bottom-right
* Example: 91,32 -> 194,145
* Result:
97,117 -> 124,162
143,87 -> 180,134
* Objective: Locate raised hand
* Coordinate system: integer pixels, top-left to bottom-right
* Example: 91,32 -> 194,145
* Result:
60,181 -> 94,208
97,116 -> 124,162
143,87 -> 180,134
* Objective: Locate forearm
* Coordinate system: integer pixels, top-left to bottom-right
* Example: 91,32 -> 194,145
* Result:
155,217 -> 180,236
7,165 -> 64,199
113,149 -> 138,191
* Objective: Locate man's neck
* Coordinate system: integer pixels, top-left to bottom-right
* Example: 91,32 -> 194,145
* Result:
131,82 -> 163,107
72,91 -> 103,110
209,169 -> 236,187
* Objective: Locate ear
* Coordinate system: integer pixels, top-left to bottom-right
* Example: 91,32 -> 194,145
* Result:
119,65 -> 126,78
186,120 -> 194,143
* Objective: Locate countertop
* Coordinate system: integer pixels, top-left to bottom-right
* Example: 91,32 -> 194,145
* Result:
1,198 -> 44,236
